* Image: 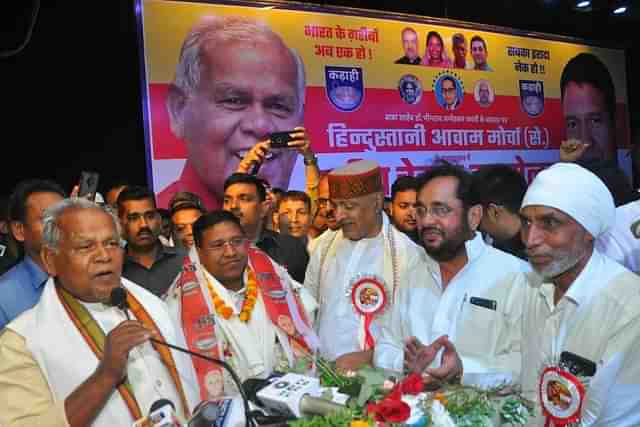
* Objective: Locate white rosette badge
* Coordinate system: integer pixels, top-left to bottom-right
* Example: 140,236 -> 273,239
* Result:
347,274 -> 389,351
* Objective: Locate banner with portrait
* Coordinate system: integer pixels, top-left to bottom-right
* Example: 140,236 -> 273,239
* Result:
136,0 -> 630,208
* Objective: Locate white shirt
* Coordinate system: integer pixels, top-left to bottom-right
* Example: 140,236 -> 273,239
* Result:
596,199 -> 640,273
305,216 -> 430,361
375,232 -> 529,381
521,249 -> 640,426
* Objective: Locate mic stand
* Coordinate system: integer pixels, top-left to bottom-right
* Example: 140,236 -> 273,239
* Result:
149,337 -> 256,427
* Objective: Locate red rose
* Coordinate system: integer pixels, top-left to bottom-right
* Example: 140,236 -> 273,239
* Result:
400,373 -> 424,395
368,398 -> 411,424
378,398 -> 411,423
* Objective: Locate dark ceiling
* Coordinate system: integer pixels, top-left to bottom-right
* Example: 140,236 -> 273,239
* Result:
0,0 -> 637,195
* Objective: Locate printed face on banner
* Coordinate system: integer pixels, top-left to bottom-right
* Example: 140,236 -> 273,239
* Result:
325,66 -> 364,112
401,28 -> 419,61
398,75 -> 422,105
471,39 -> 488,67
562,81 -> 615,162
168,37 -> 303,200
474,79 -> 494,108
435,75 -> 463,111
143,2 -> 631,205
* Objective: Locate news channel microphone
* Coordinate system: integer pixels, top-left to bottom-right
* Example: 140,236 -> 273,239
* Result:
109,288 -> 256,427
187,399 -> 237,427
133,399 -> 182,427
255,373 -> 345,418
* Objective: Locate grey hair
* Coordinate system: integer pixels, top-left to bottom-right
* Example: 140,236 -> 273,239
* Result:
42,198 -> 122,252
172,15 -> 306,116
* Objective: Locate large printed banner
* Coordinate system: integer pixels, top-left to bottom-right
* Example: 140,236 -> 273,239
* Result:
138,0 -> 630,208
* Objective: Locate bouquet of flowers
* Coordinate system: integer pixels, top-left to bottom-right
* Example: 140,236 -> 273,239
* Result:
287,360 -> 533,427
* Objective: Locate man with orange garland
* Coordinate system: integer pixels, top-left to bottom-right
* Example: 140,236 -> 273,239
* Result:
165,210 -> 318,399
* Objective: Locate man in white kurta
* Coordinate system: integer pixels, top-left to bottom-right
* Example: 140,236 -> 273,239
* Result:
0,199 -> 199,427
596,198 -> 640,273
519,163 -> 640,425
305,160 -> 435,370
165,210 -> 319,399
376,164 -> 529,383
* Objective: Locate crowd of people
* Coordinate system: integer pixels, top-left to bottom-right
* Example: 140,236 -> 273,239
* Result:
0,13 -> 639,427
0,149 -> 639,425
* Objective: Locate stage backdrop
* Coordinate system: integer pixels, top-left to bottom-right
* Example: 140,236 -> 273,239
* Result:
136,0 -> 631,207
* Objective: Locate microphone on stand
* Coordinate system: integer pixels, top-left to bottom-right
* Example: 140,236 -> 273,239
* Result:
133,399 -> 181,427
109,288 -> 256,427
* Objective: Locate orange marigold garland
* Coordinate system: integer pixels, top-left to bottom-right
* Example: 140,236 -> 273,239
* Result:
206,268 -> 259,323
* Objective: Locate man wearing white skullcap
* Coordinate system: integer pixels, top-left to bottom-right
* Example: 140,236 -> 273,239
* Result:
408,163 -> 640,424
518,163 -> 640,425
304,160 -> 434,370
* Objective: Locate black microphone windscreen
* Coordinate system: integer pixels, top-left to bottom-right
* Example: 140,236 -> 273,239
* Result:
109,287 -> 128,309
150,398 -> 175,414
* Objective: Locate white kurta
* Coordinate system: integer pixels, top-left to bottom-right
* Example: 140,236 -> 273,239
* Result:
375,232 -> 529,381
6,278 -> 199,427
520,249 -> 640,426
305,215 -> 432,361
596,199 -> 640,274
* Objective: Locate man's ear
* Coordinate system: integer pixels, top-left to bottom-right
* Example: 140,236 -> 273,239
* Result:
374,193 -> 384,212
468,204 -> 483,232
259,198 -> 271,220
166,83 -> 188,139
486,203 -> 500,222
41,247 -> 57,277
10,221 -> 25,243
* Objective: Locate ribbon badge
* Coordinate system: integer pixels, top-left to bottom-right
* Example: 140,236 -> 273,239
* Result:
539,366 -> 585,426
348,275 -> 388,350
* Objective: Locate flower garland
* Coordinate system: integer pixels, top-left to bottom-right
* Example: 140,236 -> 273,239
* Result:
205,267 -> 259,322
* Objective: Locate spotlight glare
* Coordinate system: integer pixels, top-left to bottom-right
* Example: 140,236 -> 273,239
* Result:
613,5 -> 628,14
576,1 -> 590,7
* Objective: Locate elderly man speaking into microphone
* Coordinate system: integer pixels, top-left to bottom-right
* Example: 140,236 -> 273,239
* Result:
0,199 -> 199,427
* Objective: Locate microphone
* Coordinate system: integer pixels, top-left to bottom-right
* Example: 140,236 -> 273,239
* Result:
253,373 -> 346,418
109,288 -> 255,427
133,399 -> 181,427
109,287 -> 130,319
187,400 -> 234,427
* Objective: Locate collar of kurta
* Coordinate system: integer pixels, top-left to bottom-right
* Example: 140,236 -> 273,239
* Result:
537,248 -> 604,308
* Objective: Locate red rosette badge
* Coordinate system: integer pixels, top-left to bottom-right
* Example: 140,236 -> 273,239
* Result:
539,366 -> 586,426
348,275 -> 388,350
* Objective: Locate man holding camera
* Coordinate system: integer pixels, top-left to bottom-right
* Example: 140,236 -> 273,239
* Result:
160,15 -> 309,210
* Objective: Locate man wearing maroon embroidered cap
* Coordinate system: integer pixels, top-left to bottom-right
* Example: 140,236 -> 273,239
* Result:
304,160 -> 433,370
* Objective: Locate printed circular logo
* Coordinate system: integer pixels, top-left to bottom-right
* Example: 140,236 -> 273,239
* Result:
325,66 -> 364,112
539,367 -> 585,424
398,74 -> 422,105
350,277 -> 387,315
519,80 -> 545,117
432,71 -> 464,111
474,79 -> 495,108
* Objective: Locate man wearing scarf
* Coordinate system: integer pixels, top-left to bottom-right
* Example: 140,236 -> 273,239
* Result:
165,210 -> 318,400
305,160 -> 433,370
0,198 -> 199,427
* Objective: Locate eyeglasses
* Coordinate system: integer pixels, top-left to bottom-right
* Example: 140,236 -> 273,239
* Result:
415,205 -> 454,219
203,237 -> 248,252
